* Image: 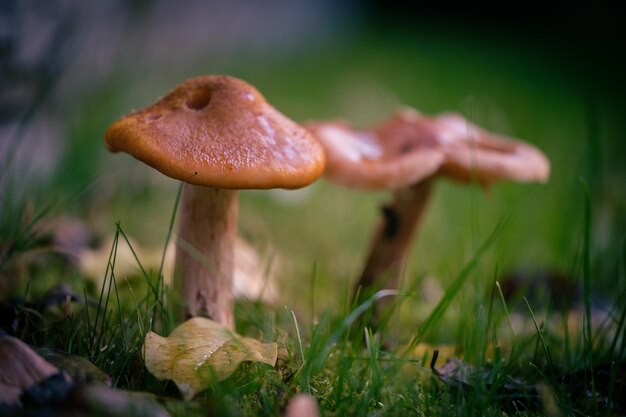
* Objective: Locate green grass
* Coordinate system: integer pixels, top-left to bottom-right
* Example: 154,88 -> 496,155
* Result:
3,187 -> 623,415
1,24 -> 625,416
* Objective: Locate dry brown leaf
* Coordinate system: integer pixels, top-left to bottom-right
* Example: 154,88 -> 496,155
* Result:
0,336 -> 63,406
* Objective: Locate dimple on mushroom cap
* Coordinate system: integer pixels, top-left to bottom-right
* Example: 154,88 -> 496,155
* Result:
105,76 -> 325,189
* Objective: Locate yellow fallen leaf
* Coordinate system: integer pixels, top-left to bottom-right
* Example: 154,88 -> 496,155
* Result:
143,317 -> 277,399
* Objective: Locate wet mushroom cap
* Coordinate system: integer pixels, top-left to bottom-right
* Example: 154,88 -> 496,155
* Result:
304,118 -> 444,190
105,75 -> 325,189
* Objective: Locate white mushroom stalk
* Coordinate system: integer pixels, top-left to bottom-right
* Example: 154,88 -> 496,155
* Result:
306,108 -> 550,326
176,186 -> 237,328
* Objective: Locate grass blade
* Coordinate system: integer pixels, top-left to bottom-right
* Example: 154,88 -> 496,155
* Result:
580,180 -> 597,408
523,297 -> 553,373
406,216 -> 507,352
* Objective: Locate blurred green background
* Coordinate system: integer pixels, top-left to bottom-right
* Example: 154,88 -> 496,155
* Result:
2,1 -> 625,333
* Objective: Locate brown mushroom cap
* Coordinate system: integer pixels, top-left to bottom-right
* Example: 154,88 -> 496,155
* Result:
428,112 -> 551,184
304,117 -> 444,190
105,75 -> 325,189
306,108 -> 550,189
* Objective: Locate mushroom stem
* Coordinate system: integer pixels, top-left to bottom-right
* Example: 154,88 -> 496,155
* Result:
176,184 -> 237,329
354,179 -> 433,321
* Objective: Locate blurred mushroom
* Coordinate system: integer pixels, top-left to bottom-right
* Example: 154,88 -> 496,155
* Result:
306,108 -> 550,323
427,111 -> 550,184
105,75 -> 325,328
284,393 -> 320,417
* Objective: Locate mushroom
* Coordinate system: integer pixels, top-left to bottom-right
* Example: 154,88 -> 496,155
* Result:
284,393 -> 320,417
306,108 -> 550,323
105,75 -> 325,329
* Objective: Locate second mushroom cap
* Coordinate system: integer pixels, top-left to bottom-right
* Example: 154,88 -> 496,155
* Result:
306,108 -> 549,189
105,75 -> 325,189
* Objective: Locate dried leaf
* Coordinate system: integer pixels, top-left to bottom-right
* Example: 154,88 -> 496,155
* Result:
0,336 -> 65,406
433,358 -> 540,412
143,317 -> 277,399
